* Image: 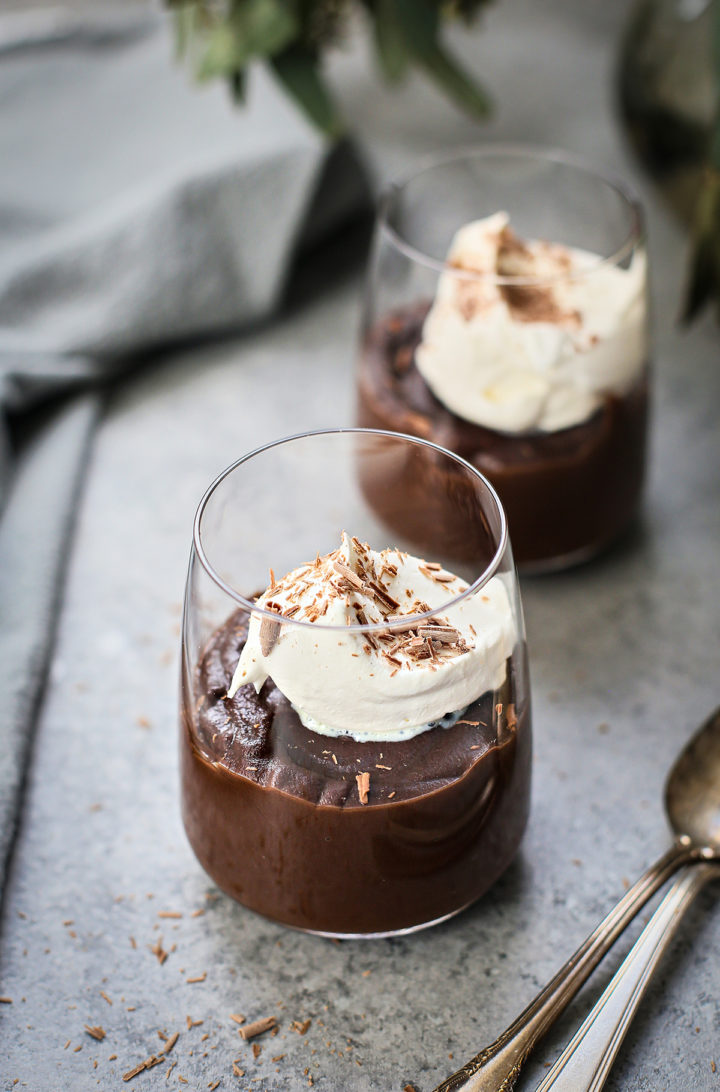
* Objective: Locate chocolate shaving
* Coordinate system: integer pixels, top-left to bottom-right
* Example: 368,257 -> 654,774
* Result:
239,1016 -> 277,1041
356,772 -> 370,805
122,1055 -> 164,1082
366,580 -> 400,611
416,624 -> 461,644
84,1025 -> 106,1041
162,1032 -> 179,1055
385,615 -> 420,634
259,616 -> 280,657
291,1019 -> 312,1035
150,937 -> 168,965
332,561 -> 363,591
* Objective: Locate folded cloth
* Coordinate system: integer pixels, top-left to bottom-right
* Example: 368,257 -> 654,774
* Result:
0,6 -> 370,897
0,8 -> 369,429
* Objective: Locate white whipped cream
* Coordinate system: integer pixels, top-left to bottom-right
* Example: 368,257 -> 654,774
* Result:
415,212 -> 647,433
228,534 -> 515,742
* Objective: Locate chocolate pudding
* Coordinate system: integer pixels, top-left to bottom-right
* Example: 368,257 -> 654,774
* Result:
181,609 -> 531,936
358,302 -> 649,569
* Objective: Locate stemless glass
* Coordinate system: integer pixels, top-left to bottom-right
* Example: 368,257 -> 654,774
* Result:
180,428 -> 531,938
357,145 -> 650,572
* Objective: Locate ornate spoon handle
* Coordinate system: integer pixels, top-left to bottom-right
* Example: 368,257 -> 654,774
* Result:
432,842 -> 699,1092
532,862 -> 719,1092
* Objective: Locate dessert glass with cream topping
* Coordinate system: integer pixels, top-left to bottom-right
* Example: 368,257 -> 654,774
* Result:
357,146 -> 650,570
180,429 -> 531,937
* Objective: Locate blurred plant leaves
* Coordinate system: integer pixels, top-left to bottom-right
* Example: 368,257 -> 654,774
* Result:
168,0 -> 493,136
383,0 -> 490,116
683,2 -> 720,323
270,45 -> 345,136
372,0 -> 410,83
683,165 -> 720,323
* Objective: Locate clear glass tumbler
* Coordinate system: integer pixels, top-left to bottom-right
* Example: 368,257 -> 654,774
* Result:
180,429 -> 531,938
357,145 -> 650,571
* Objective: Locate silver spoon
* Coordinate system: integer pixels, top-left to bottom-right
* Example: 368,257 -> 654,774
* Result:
432,705 -> 720,1092
532,860 -> 719,1091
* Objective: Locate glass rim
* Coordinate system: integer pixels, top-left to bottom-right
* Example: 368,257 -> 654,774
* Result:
378,142 -> 645,287
193,427 -> 509,633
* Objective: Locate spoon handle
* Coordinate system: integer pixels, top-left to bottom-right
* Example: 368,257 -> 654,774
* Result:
431,842 -> 695,1092
532,862 -> 718,1092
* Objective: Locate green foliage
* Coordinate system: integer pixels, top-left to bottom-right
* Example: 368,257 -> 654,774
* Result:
270,45 -> 344,136
684,0 -> 720,321
168,0 -> 493,135
684,167 -> 720,323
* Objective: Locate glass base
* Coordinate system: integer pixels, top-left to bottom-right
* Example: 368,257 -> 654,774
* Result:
255,896 -> 479,941
517,518 -> 639,576
517,539 -> 609,575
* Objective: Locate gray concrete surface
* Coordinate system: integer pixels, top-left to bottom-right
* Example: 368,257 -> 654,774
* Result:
1,1 -> 719,1090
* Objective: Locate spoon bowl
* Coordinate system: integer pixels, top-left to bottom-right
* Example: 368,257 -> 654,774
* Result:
666,707 -> 720,851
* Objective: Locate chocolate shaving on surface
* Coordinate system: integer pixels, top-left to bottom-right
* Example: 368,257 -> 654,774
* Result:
150,938 -> 168,964
366,580 -> 400,611
356,772 -> 370,805
385,614 -> 422,633
259,616 -> 281,657
84,1025 -> 106,1041
291,1018 -> 312,1035
239,1016 -> 277,1040
332,560 -> 363,591
162,1032 -> 179,1055
416,624 -> 461,644
419,564 -> 456,584
122,1055 -> 164,1082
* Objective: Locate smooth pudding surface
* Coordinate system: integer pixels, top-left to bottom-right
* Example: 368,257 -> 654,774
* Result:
181,610 -> 531,935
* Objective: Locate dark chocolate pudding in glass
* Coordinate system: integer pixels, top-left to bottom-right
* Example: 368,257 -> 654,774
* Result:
357,149 -> 649,571
180,431 -> 531,938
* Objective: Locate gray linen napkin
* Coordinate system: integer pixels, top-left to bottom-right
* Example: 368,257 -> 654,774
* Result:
0,7 -> 369,896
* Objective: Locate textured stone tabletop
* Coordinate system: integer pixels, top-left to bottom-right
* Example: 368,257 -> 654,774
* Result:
1,2 -> 719,1090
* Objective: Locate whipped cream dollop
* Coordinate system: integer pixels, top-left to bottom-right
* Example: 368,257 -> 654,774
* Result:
228,534 -> 515,742
415,212 -> 647,433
